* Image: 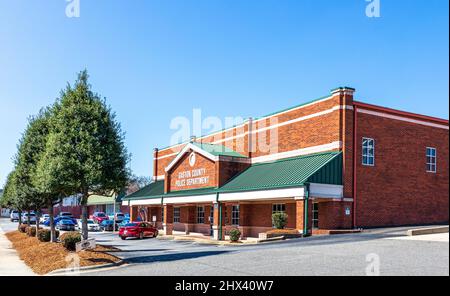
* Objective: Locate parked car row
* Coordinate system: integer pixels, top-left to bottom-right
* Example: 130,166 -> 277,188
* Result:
10,211 -> 37,224
9,209 -> 159,241
10,210 -> 131,233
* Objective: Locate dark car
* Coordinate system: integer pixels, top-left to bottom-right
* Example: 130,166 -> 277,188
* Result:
56,219 -> 76,231
100,220 -> 119,231
119,222 -> 158,240
43,216 -> 77,226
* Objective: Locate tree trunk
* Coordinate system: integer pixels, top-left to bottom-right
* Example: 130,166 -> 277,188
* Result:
35,210 -> 40,238
81,193 -> 89,240
27,209 -> 30,226
49,205 -> 56,242
18,210 -> 22,230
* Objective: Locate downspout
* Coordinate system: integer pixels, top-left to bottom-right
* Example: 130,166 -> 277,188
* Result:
352,104 -> 358,228
216,192 -> 222,241
303,183 -> 310,236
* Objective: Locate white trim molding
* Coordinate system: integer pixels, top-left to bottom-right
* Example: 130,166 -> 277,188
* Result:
164,143 -> 218,172
163,194 -> 217,205
128,198 -> 162,206
219,187 -> 305,202
152,175 -> 165,181
357,108 -> 449,130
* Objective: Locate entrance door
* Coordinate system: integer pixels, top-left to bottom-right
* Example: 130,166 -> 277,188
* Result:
312,203 -> 319,229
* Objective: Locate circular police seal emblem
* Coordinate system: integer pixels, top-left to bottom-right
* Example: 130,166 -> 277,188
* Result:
189,152 -> 196,167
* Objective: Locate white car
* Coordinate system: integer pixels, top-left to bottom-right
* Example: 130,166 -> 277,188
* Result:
10,210 -> 20,222
77,219 -> 100,232
40,214 -> 50,224
22,212 -> 37,224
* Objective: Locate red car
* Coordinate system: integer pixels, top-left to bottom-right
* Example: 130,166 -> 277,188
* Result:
92,212 -> 109,224
119,222 -> 159,240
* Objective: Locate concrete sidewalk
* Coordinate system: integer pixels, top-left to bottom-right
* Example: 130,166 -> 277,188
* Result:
0,226 -> 36,276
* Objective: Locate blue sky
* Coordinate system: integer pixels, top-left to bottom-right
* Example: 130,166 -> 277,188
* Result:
0,0 -> 448,186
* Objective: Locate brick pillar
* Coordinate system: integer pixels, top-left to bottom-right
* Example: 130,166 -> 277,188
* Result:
163,204 -> 173,235
130,206 -> 137,222
295,200 -> 312,236
184,205 -> 196,234
153,148 -> 159,180
212,202 -> 225,240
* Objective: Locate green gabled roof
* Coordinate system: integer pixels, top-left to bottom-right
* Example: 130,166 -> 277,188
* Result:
219,152 -> 342,193
191,142 -> 247,158
123,152 -> 342,201
124,180 -> 165,200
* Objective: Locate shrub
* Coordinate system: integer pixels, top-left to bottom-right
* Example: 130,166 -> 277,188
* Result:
60,232 -> 82,251
228,228 -> 241,242
26,226 -> 41,237
19,224 -> 28,233
272,212 -> 288,229
37,229 -> 60,242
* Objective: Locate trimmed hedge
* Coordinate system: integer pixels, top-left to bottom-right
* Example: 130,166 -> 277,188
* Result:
272,212 -> 288,229
229,228 -> 241,242
60,232 -> 82,251
26,226 -> 42,237
19,224 -> 28,233
37,229 -> 60,242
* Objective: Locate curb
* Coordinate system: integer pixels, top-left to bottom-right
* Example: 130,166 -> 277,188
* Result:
407,226 -> 449,236
46,260 -> 125,276
157,234 -> 287,246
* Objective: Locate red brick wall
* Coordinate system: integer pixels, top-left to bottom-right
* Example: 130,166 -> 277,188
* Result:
167,151 -> 216,192
155,92 -> 346,176
353,110 -> 449,227
317,201 -> 353,229
216,160 -> 251,187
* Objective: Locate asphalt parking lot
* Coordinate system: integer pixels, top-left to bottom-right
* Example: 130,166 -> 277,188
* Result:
1,219 -> 448,276
88,225 -> 449,276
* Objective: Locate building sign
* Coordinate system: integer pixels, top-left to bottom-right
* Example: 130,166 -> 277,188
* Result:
175,168 -> 210,188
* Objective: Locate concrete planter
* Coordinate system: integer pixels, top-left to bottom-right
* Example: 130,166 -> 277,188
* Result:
259,232 -> 302,240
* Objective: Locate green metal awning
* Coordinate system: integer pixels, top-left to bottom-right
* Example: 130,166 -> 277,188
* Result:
219,152 -> 342,193
122,151 -> 342,201
123,180 -> 165,201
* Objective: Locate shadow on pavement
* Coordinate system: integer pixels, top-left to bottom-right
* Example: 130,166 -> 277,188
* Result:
125,250 -> 231,264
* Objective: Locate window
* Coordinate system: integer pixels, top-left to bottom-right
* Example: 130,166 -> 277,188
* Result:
231,205 -> 240,226
312,203 -> 319,229
362,137 -> 375,166
209,206 -> 214,224
272,204 -> 286,214
161,207 -> 164,223
197,206 -> 205,224
426,147 -> 437,173
173,207 -> 180,223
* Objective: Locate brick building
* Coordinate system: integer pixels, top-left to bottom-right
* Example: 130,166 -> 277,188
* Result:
123,87 -> 449,239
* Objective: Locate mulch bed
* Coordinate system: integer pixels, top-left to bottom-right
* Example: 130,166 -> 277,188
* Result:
5,231 -> 121,275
